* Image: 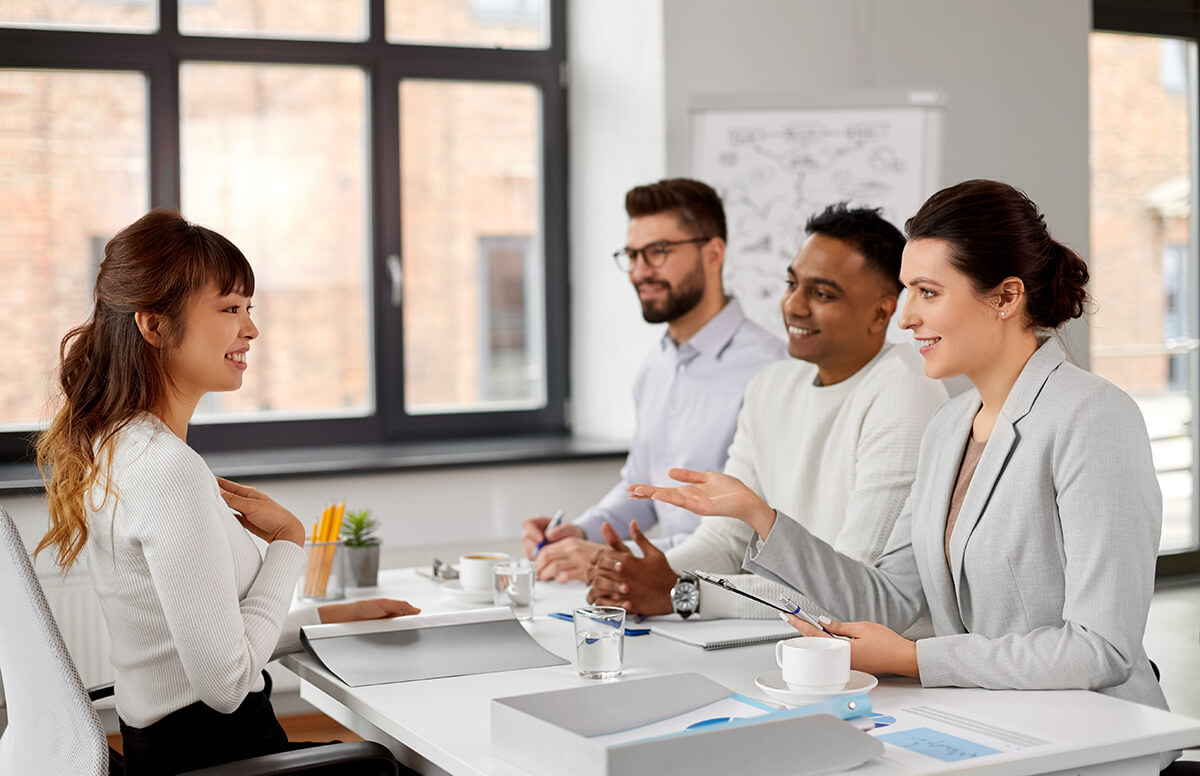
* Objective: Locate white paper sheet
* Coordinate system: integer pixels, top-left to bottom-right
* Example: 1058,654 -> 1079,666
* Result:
869,698 -> 1054,772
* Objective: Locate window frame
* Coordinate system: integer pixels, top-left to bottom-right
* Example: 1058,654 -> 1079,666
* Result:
1094,0 -> 1200,576
0,0 -> 569,462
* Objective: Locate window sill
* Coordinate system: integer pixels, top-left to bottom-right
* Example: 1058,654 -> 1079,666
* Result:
0,434 -> 628,496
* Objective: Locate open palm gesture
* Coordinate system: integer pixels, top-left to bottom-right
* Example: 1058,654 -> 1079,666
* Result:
626,468 -> 777,538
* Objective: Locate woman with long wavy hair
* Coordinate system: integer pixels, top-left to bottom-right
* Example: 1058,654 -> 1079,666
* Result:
37,209 -> 418,775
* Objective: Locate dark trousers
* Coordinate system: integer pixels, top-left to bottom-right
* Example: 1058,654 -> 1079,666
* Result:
118,673 -> 324,775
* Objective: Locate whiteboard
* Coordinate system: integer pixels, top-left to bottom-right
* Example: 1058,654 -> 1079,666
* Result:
690,92 -> 944,340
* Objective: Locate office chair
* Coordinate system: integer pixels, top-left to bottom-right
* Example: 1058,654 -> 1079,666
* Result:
0,505 -> 398,775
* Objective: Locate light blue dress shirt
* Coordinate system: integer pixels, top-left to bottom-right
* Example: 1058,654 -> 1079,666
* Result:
574,299 -> 785,548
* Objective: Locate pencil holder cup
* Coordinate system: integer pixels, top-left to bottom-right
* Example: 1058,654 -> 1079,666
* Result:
300,540 -> 347,602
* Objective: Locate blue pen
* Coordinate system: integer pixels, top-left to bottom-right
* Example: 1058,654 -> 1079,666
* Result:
534,509 -> 566,556
548,611 -> 649,636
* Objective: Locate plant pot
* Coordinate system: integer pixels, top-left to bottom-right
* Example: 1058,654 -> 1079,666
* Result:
342,543 -> 380,587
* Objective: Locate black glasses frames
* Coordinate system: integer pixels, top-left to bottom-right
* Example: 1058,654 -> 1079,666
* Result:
612,236 -> 713,272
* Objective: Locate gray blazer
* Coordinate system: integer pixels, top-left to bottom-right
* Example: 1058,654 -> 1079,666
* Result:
745,339 -> 1167,709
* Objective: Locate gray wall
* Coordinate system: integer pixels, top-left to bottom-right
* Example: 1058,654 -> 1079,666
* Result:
661,0 -> 1092,363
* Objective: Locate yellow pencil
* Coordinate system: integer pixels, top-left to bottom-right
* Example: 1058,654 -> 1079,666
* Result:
317,501 -> 346,595
306,505 -> 332,597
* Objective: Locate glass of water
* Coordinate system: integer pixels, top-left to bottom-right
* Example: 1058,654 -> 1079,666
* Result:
493,561 -> 534,621
573,605 -> 625,679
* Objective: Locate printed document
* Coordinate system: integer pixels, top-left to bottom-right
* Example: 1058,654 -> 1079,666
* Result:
869,698 -> 1054,772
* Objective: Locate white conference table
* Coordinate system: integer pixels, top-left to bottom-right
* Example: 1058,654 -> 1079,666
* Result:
280,568 -> 1200,776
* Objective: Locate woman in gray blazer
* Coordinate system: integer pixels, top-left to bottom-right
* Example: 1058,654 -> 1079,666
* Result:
628,179 -> 1167,711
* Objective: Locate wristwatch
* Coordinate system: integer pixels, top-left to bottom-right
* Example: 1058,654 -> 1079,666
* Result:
670,573 -> 700,619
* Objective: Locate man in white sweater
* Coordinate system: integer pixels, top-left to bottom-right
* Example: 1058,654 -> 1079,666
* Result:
586,203 -> 947,620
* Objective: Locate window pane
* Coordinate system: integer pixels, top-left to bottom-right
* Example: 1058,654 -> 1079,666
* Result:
180,0 -> 365,41
181,63 -> 371,422
0,69 -> 148,431
1089,32 -> 1198,554
387,0 -> 547,49
0,0 -> 154,32
400,80 -> 545,413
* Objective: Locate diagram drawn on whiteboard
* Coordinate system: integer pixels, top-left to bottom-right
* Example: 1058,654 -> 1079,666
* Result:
690,96 -> 943,339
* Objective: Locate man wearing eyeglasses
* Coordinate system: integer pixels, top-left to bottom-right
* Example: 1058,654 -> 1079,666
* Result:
584,204 -> 947,624
521,178 -> 785,581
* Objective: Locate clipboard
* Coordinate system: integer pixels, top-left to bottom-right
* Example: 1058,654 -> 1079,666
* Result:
689,570 -> 827,632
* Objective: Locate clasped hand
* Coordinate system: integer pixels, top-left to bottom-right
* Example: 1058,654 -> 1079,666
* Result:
585,520 -> 677,615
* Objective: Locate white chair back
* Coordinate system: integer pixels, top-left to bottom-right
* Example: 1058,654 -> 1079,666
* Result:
0,506 -> 108,775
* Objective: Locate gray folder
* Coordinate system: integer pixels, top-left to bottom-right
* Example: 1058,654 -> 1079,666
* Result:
492,673 -> 884,776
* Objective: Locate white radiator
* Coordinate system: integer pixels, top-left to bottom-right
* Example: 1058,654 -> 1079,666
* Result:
39,573 -> 114,691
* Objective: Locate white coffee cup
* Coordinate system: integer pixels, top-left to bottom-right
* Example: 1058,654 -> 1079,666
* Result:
775,636 -> 850,692
458,552 -> 510,591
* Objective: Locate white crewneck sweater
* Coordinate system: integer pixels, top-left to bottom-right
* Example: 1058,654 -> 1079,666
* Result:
665,343 -> 947,620
84,414 -> 319,728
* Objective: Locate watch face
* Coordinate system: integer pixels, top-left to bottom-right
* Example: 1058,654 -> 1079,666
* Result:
672,581 -> 699,613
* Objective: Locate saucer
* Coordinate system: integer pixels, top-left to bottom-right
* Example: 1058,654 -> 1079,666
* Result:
441,580 -> 496,605
753,669 -> 878,706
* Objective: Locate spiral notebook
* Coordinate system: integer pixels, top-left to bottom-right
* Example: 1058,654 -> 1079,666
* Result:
649,615 -> 796,650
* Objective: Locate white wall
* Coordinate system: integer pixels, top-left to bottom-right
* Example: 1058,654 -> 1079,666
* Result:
661,0 -> 1092,364
567,0 -> 668,439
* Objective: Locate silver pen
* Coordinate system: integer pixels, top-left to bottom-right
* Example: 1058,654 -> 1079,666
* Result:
779,595 -> 848,639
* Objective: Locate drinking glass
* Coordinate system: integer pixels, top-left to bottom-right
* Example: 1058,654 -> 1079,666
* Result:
492,562 -> 534,620
573,605 -> 624,679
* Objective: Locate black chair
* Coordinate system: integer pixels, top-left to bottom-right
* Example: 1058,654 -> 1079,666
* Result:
1149,659 -> 1200,774
0,505 -> 398,775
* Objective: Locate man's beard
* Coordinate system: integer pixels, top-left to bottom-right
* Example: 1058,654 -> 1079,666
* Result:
638,263 -> 706,324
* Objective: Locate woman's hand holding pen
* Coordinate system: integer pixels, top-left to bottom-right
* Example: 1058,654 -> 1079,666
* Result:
784,614 -> 920,679
217,476 -> 305,547
626,468 -> 778,539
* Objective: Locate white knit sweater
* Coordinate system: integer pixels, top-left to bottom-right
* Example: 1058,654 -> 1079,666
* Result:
665,343 -> 947,620
84,414 -> 319,728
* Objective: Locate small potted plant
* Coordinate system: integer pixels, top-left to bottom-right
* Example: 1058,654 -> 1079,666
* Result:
340,509 -> 381,587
